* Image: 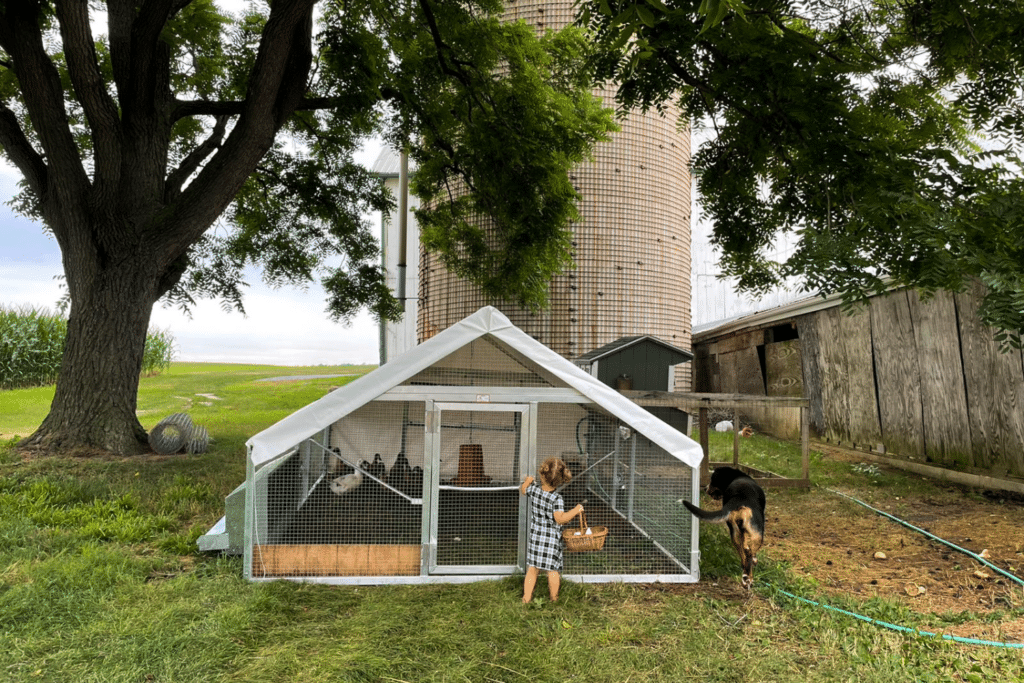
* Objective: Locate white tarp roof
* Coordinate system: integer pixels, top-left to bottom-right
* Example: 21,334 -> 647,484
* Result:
247,306 -> 704,469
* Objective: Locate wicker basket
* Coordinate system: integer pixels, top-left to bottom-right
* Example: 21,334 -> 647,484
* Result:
562,511 -> 608,552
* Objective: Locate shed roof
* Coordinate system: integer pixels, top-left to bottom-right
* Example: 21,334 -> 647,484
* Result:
247,307 -> 704,470
575,335 -> 693,364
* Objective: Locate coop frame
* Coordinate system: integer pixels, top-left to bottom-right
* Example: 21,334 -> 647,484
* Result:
241,307 -> 704,586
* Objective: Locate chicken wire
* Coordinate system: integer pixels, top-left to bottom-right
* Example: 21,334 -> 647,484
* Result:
245,396 -> 697,583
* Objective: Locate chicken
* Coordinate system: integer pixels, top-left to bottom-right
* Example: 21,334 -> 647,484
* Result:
330,470 -> 363,495
368,453 -> 386,481
387,451 -> 412,492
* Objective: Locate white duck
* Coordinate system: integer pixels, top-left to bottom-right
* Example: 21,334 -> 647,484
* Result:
330,470 -> 363,495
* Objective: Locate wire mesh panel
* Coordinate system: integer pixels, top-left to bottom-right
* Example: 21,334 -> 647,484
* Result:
431,404 -> 526,573
536,404 -> 697,579
249,401 -> 426,579
403,336 -> 554,388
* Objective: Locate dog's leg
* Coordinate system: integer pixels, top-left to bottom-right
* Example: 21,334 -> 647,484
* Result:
727,508 -> 763,589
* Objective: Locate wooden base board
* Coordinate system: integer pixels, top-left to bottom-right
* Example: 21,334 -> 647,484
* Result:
253,544 -> 421,577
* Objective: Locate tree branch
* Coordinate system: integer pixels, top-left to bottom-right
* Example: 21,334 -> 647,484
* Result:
0,1 -> 90,209
0,101 -> 48,198
106,0 -> 134,98
172,93 -> 371,122
165,115 -> 229,201
152,0 -> 317,261
53,0 -> 123,195
125,0 -> 178,113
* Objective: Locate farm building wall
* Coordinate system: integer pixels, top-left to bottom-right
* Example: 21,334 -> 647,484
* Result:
692,283 -> 1024,478
416,0 -> 693,390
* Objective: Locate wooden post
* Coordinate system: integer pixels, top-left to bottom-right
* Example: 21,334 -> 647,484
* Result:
801,405 -> 810,481
733,407 -> 741,467
699,406 -> 709,485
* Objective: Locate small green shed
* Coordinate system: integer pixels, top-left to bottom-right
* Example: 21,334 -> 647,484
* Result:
574,336 -> 694,434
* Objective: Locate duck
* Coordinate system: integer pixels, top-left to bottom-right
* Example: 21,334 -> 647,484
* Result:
330,470 -> 363,495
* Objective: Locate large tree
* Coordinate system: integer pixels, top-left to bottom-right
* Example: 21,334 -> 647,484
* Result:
580,0 -> 1024,346
0,0 -> 615,455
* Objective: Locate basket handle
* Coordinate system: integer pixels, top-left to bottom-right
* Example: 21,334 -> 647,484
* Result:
577,510 -> 588,531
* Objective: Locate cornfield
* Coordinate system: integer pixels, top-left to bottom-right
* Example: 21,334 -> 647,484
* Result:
0,305 -> 175,389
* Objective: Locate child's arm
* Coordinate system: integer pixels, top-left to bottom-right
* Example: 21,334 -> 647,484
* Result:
553,504 -> 583,525
519,476 -> 534,495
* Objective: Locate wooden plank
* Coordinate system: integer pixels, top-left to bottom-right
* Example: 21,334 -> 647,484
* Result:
253,545 -> 421,578
717,348 -> 766,395
796,313 -> 826,438
692,345 -> 714,392
620,391 -> 808,409
815,441 -> 1024,497
814,307 -> 851,443
765,340 -> 803,397
712,329 -> 766,355
869,290 -> 925,457
907,289 -> 973,467
699,407 -> 710,484
955,281 -> 1024,475
839,303 -> 882,447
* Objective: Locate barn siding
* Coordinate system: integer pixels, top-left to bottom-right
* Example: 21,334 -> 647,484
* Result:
907,289 -> 973,467
870,290 -> 925,457
796,313 -> 826,437
839,305 -> 882,447
765,340 -> 803,398
814,307 -> 852,443
955,281 -> 1024,475
693,283 -> 1024,478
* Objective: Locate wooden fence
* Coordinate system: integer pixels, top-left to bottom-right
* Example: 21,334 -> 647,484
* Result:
694,281 -> 1024,478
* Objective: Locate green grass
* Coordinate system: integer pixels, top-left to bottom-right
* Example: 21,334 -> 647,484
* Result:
1,365 -> 1022,682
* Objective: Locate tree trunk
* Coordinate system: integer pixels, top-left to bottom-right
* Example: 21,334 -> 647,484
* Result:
20,262 -> 159,456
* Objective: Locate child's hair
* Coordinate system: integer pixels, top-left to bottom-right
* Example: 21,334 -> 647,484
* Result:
538,457 -> 572,488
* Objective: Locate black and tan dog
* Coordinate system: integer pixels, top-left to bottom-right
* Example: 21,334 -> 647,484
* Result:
684,466 -> 766,589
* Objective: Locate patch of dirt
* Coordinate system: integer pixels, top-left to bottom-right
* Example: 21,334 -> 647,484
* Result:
664,447 -> 1024,645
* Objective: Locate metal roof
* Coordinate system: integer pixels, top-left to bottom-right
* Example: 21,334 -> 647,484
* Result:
370,146 -> 418,177
575,335 -> 693,364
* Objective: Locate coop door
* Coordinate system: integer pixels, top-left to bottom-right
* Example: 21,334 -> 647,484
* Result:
427,402 -> 533,575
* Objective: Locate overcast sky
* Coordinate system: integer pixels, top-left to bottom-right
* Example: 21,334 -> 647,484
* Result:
0,142 -> 385,367
0,1 -> 797,368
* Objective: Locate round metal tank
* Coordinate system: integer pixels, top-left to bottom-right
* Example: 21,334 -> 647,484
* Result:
417,0 -> 691,383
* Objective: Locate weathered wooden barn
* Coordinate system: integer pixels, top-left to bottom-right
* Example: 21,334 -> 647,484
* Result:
691,281 -> 1024,480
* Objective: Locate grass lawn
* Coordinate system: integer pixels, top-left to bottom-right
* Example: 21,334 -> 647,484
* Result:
1,364 -> 1022,682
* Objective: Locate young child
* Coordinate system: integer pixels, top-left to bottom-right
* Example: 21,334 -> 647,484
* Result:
519,457 -> 584,603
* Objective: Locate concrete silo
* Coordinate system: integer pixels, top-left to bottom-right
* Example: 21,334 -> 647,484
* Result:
414,1 -> 693,385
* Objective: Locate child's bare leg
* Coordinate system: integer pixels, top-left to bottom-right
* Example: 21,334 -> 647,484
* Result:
547,571 -> 561,601
522,566 -> 539,603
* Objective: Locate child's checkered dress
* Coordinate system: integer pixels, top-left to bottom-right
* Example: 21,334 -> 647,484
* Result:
524,482 -> 565,571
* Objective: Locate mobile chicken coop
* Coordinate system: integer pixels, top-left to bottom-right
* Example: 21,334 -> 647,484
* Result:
233,307 -> 704,584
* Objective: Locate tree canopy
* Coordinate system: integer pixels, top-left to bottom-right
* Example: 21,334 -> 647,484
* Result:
0,0 -> 615,454
580,0 -> 1024,346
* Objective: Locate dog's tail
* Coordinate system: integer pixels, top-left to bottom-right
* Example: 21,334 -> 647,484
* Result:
682,501 -> 730,523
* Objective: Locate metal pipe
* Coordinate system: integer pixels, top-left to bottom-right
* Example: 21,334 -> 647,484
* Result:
397,148 -> 410,310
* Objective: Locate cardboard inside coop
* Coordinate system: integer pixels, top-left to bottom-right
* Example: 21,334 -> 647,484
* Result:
252,544 -> 420,577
